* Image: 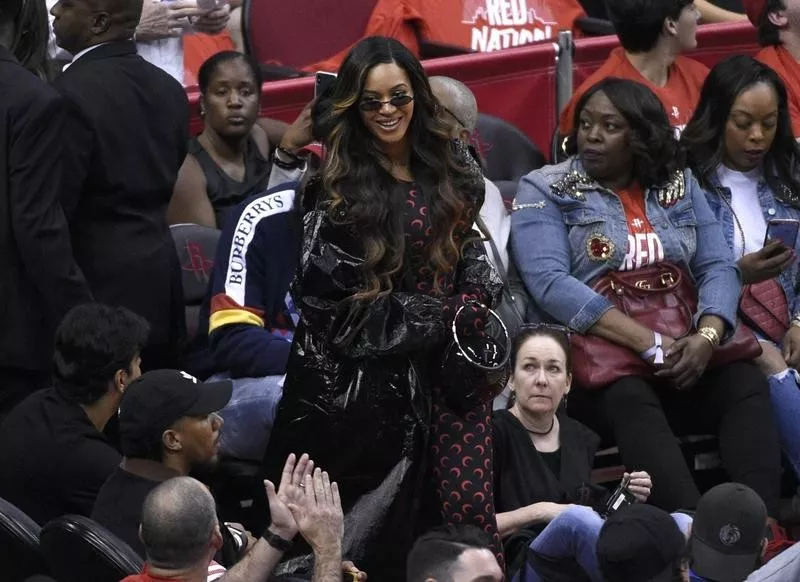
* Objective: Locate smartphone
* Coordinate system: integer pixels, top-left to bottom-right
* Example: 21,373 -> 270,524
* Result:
315,71 -> 338,98
764,218 -> 800,249
196,0 -> 225,11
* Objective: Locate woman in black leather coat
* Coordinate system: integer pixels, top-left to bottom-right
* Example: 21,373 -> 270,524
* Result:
262,36 -> 503,580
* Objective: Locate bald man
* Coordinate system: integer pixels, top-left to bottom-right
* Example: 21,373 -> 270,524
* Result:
430,76 -> 510,275
51,0 -> 189,370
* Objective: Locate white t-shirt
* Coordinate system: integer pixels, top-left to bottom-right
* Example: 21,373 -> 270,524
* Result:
717,164 -> 767,257
480,177 -> 510,274
47,0 -> 184,84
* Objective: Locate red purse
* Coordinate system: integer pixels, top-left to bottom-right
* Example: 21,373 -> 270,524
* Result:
571,262 -> 762,390
739,279 -> 789,344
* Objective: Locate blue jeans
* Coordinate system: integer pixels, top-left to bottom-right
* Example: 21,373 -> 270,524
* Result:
767,369 -> 800,479
209,373 -> 284,461
511,506 -> 693,582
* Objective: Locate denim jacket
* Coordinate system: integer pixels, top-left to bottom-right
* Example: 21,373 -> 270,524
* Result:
702,170 -> 800,320
510,157 -> 740,334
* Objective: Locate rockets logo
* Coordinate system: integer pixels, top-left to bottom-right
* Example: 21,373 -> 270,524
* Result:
461,0 -> 557,51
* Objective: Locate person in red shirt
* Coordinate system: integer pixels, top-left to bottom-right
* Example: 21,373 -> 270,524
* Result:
743,0 -> 800,137
416,0 -> 586,52
559,0 -> 707,138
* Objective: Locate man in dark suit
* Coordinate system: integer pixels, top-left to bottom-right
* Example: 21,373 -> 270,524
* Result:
0,0 -> 92,418
51,0 -> 189,369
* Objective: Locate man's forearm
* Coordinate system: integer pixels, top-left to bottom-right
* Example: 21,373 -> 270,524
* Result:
219,539 -> 283,582
312,546 -> 342,582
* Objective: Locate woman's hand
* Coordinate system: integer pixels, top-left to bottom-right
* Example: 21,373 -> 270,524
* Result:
136,0 -> 202,40
625,471 -> 652,503
757,340 -> 789,376
782,326 -> 800,370
279,101 -> 315,154
738,241 -> 793,284
655,334 -> 714,389
193,3 -> 231,35
537,502 -> 575,523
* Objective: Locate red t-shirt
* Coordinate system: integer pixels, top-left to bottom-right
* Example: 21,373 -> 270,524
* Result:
122,562 -> 226,582
416,0 -> 586,51
617,184 -> 664,271
756,45 -> 800,138
559,48 -> 709,135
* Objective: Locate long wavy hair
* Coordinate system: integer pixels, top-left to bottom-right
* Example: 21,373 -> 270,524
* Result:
11,0 -> 51,80
312,36 -> 480,301
681,55 -> 800,207
566,77 -> 685,188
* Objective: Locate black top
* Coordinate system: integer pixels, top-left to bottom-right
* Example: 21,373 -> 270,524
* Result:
0,388 -> 121,525
188,136 -> 271,229
91,466 -> 159,556
0,46 -> 91,373
540,449 -> 562,478
492,409 -> 602,516
92,466 -> 239,566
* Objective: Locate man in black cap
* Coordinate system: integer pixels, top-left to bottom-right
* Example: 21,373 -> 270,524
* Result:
596,504 -> 688,582
689,483 -> 769,582
91,369 -> 237,562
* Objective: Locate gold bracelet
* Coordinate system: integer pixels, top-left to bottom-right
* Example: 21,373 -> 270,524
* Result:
697,326 -> 720,348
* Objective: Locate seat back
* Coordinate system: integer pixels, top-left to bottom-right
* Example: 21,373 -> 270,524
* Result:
170,224 -> 221,342
40,515 -> 143,582
474,113 -> 546,207
0,496 -> 47,581
243,0 -> 377,69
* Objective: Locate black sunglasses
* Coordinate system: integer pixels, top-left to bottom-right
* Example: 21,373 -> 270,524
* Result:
358,94 -> 415,111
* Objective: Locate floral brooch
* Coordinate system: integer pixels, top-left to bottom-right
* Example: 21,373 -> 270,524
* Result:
586,233 -> 615,261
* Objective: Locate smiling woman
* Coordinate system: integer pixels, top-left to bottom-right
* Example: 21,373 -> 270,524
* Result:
262,36 -> 503,582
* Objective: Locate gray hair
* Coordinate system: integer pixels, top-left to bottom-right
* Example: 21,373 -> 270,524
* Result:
429,76 -> 479,133
140,477 -> 218,570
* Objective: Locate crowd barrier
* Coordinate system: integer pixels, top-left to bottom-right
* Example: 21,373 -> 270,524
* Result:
186,21 -> 760,159
187,40 -> 560,154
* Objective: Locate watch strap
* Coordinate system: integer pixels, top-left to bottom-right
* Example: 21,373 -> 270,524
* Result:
261,527 -> 293,552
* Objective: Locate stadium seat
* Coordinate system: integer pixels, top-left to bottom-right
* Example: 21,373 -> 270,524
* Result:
475,113 -> 546,208
0,496 -> 47,582
40,515 -> 142,582
170,223 -> 221,343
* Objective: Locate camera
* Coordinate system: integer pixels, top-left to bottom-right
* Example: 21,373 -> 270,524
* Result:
601,474 -> 637,518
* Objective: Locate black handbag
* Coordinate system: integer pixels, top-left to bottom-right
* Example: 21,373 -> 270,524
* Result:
485,235 -> 530,340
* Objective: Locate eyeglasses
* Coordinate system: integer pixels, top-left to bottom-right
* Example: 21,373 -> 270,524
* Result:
358,94 -> 415,111
519,323 -> 572,342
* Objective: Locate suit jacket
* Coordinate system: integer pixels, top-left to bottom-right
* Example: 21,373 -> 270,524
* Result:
0,45 -> 91,373
52,41 -> 189,359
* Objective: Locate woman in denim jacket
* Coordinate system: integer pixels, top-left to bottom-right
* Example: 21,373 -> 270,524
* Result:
511,78 -> 782,524
682,56 -> 800,505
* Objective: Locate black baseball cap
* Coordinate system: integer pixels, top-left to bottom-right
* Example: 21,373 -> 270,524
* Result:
119,369 -> 232,457
597,504 -> 686,582
690,483 -> 767,582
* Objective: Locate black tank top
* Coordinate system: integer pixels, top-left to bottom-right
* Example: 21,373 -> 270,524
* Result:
189,136 -> 272,228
